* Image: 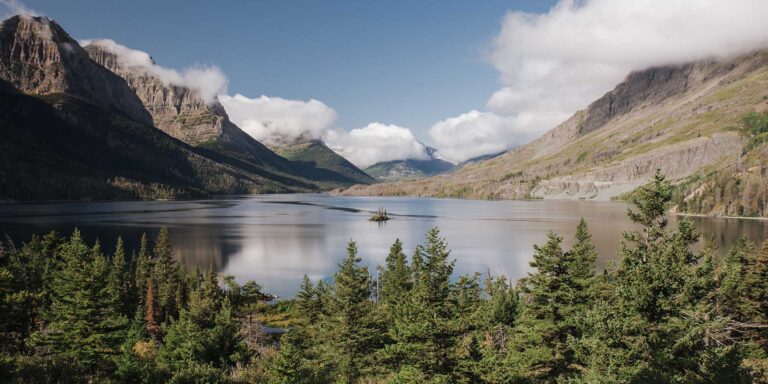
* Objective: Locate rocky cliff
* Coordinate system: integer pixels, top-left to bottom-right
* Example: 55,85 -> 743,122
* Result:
0,15 -> 151,125
84,42 -> 292,169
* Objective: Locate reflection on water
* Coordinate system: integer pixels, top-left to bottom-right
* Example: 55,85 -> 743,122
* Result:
0,195 -> 765,297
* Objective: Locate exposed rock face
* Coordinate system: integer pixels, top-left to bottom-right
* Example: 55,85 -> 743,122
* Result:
530,132 -> 744,200
0,15 -> 152,125
85,44 -> 223,144
577,52 -> 768,135
85,43 -> 291,170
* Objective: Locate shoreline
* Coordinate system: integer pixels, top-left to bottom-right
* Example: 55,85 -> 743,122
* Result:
674,211 -> 768,221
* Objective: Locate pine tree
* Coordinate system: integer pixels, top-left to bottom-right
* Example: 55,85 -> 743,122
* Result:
296,275 -> 321,322
507,230 -> 595,381
134,233 -> 152,310
583,171 -> 703,382
203,299 -> 248,369
41,230 -> 128,376
156,310 -> 205,372
380,239 -> 412,307
324,240 -> 381,383
391,227 -> 457,380
110,237 -> 132,316
268,337 -> 307,384
145,278 -> 162,340
152,227 -> 179,323
744,238 -> 768,328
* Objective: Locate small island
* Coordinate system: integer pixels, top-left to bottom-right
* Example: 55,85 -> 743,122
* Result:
370,206 -> 391,222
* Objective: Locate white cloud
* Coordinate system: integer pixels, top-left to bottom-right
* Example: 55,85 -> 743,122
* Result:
486,0 -> 768,138
324,123 -> 428,168
220,93 -> 428,167
81,39 -> 228,104
1,0 -> 39,18
218,94 -> 337,146
428,110 -> 541,163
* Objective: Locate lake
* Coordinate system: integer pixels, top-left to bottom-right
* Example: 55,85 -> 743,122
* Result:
0,194 -> 765,297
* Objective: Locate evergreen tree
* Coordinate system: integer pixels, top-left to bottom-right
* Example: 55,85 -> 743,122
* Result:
202,299 -> 248,370
134,233 -> 152,310
110,237 -> 132,317
41,230 -> 128,377
380,239 -> 411,307
268,337 -> 307,384
296,275 -> 321,322
507,229 -> 595,382
145,278 -> 162,340
152,227 -> 180,323
324,240 -> 381,383
391,228 -> 457,380
583,171 -> 702,382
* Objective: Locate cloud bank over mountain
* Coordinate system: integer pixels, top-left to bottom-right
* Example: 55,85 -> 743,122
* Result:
478,0 -> 768,153
324,123 -> 429,169
219,94 -> 337,146
80,39 -> 228,104
429,110 -> 539,164
220,94 -> 428,167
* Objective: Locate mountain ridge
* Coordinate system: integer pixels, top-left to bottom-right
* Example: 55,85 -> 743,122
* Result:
339,48 -> 768,215
85,41 -> 371,188
0,15 -> 323,200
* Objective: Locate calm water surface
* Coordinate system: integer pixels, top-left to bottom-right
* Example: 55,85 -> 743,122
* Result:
0,194 -> 765,297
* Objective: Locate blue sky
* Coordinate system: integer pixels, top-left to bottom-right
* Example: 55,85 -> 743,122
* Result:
23,0 -> 556,136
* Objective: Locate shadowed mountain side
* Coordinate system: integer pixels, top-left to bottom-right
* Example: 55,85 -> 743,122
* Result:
0,85 -> 314,200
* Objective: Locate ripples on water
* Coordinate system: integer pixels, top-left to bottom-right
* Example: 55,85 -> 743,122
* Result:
0,194 -> 765,297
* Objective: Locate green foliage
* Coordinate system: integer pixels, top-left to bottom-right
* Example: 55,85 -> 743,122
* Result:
38,229 -> 129,376
3,176 -> 768,383
379,239 -> 412,307
741,111 -> 768,151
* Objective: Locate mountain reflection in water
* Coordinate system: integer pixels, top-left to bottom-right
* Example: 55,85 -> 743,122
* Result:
0,195 -> 764,297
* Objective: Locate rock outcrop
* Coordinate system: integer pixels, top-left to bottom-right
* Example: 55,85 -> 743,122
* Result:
0,15 -> 152,125
84,42 -> 293,171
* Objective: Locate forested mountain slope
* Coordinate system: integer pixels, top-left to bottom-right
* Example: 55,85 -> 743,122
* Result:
341,49 -> 768,216
271,140 -> 375,185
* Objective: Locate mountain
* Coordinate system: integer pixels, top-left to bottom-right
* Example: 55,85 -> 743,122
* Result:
84,42 -> 369,188
457,150 -> 506,167
271,140 -> 374,185
0,16 -> 151,125
364,147 -> 454,181
0,15 -> 317,200
341,48 -> 768,215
